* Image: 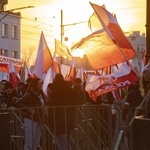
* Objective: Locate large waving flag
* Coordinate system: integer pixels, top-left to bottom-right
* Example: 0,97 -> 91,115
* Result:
71,2 -> 135,70
32,31 -> 53,79
55,39 -> 72,60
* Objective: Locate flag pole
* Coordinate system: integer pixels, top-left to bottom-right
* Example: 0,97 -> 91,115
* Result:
60,10 -> 64,63
60,9 -> 64,43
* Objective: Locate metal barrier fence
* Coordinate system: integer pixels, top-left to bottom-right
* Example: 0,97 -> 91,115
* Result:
0,104 -> 128,150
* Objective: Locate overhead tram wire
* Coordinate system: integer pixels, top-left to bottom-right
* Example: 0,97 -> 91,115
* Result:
18,5 -> 146,47
21,17 -> 59,29
117,5 -> 146,11
0,16 -> 58,37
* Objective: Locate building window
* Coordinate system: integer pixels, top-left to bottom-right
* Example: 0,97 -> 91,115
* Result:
12,25 -> 17,38
12,51 -> 18,58
2,23 -> 8,37
1,49 -> 8,56
137,47 -> 140,52
131,36 -> 136,41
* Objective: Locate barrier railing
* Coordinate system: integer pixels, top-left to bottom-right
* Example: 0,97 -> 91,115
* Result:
0,104 -> 126,150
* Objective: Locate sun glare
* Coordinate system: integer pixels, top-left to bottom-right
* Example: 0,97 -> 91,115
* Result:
8,0 -> 146,58
71,49 -> 85,58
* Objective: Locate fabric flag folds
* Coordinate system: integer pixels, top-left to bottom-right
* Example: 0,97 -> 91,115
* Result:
71,2 -> 135,70
32,31 -> 53,80
85,63 -> 138,102
52,54 -> 61,74
76,67 -> 86,83
9,60 -> 20,89
42,67 -> 55,95
24,64 -> 32,81
55,39 -> 72,60
65,60 -> 77,83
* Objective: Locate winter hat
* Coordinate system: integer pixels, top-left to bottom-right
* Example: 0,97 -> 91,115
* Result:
4,81 -> 13,90
74,78 -> 82,83
55,73 -> 64,82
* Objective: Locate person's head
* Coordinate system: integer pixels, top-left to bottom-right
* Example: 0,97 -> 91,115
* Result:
54,73 -> 64,82
74,78 -> 82,87
29,78 -> 43,93
47,83 -> 54,97
4,81 -> 14,96
0,79 -> 7,91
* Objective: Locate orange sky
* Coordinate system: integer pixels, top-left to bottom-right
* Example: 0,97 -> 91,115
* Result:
6,0 -> 146,59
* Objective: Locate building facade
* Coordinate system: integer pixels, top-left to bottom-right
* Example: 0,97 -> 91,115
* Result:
0,11 -> 21,59
0,3 -> 21,80
127,31 -> 146,74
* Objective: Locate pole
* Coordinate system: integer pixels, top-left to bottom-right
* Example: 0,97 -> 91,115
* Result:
60,9 -> 64,43
146,0 -> 150,64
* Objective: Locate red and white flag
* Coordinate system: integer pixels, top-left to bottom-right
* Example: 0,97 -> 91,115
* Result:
76,67 -> 86,83
85,63 -> 138,102
9,60 -> 20,89
71,3 -> 135,70
65,60 -> 77,83
42,67 -> 55,95
24,64 -> 33,81
52,54 -> 61,74
32,31 -> 53,80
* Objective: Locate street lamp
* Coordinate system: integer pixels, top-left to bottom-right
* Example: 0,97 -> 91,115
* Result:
0,6 -> 34,21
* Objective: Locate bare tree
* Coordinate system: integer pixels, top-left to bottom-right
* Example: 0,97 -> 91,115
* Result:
21,46 -> 36,67
20,46 -> 36,81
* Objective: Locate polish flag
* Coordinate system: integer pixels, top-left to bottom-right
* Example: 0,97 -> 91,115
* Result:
65,60 -> 77,83
71,3 -> 135,70
24,64 -> 32,81
76,67 -> 86,83
9,60 -> 20,89
52,54 -> 61,74
85,63 -> 138,102
42,67 -> 55,95
32,31 -> 53,80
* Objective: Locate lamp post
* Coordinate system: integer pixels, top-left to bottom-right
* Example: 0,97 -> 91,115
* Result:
0,6 -> 34,21
60,9 -> 87,43
60,9 -> 64,43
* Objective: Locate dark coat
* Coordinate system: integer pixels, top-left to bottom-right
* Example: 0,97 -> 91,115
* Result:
73,85 -> 87,105
48,80 -> 76,135
0,90 -> 19,108
123,87 -> 143,120
15,90 -> 47,122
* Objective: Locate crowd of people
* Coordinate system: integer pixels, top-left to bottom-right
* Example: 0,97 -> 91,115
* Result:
0,65 -> 150,149
0,74 -> 90,150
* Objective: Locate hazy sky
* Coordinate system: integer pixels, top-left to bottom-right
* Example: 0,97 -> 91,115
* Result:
5,0 -> 146,59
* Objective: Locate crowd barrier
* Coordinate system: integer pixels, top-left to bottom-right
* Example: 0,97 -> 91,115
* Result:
1,104 -> 148,150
